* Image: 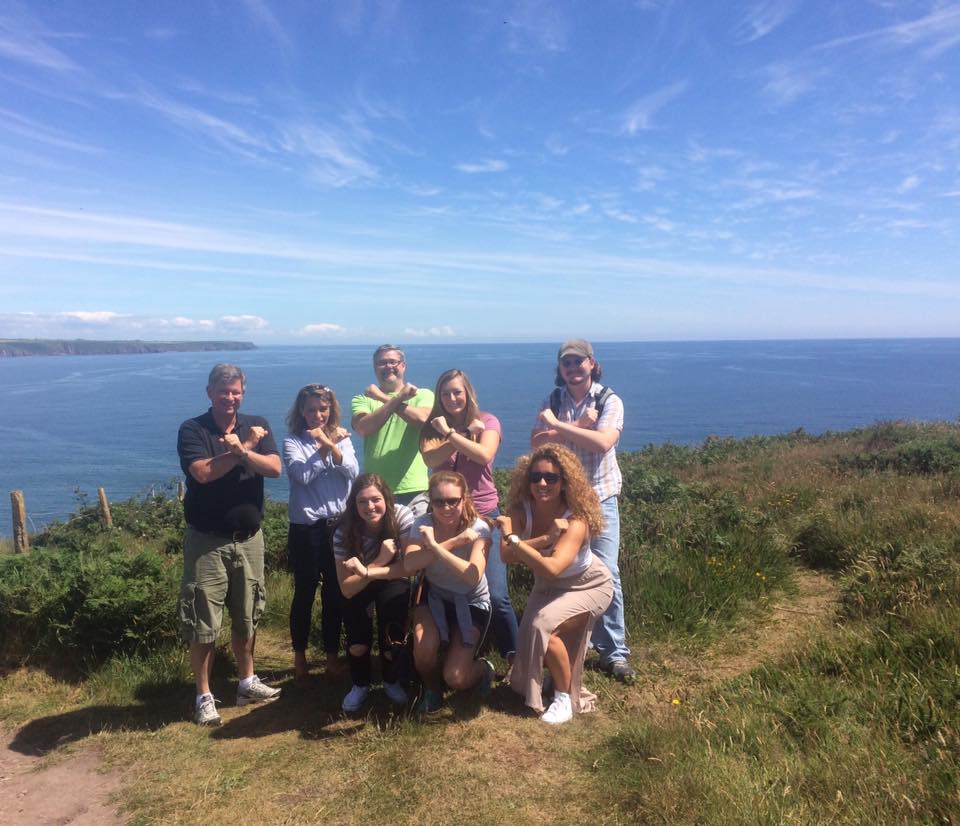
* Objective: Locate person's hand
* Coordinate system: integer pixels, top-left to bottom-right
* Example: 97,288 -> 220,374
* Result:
245,426 -> 268,447
576,407 -> 598,428
365,384 -> 390,402
467,419 -> 486,438
539,408 -> 560,428
431,416 -> 453,437
220,432 -> 246,456
335,426 -> 351,441
380,538 -> 397,560
396,383 -> 418,402
547,518 -> 569,544
457,527 -> 479,545
308,426 -> 334,448
343,557 -> 368,578
418,524 -> 438,550
495,515 -> 513,535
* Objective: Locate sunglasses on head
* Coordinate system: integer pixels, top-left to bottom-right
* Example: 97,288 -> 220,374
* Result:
431,496 -> 463,508
302,383 -> 329,393
528,471 -> 561,485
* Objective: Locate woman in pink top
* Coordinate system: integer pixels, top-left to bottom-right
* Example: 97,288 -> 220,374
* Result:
420,369 -> 519,661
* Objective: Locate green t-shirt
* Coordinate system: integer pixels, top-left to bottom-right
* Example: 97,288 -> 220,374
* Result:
351,388 -> 434,495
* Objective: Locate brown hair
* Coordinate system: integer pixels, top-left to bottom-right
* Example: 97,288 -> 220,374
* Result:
286,384 -> 342,437
339,474 -> 404,556
428,470 -> 480,532
505,443 -> 604,534
207,363 -> 246,390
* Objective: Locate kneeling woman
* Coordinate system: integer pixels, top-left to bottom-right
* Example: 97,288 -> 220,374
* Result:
498,444 -> 613,725
402,471 -> 494,714
334,473 -> 412,713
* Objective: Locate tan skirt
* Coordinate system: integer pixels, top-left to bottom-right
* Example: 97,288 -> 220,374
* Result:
509,556 -> 614,714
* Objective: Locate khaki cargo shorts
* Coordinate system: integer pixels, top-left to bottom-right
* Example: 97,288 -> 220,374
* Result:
178,526 -> 267,643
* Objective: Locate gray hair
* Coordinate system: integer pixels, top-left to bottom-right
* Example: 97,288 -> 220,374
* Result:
372,344 -> 405,365
207,363 -> 246,390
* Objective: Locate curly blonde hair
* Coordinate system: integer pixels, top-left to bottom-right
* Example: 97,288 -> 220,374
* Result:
504,443 -> 604,534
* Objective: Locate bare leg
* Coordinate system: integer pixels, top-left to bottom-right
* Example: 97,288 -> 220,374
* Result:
191,641 -> 215,695
232,630 -> 255,681
412,605 -> 442,691
442,625 -> 484,691
543,613 -> 591,694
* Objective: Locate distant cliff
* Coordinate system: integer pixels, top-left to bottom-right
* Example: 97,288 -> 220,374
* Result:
0,339 -> 257,357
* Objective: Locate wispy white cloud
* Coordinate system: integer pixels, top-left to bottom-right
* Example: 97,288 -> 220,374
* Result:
240,0 -> 293,54
0,6 -> 81,73
897,175 -> 921,193
761,61 -> 817,107
299,323 -> 345,335
0,311 -> 268,338
278,123 -> 378,187
220,314 -> 269,330
733,0 -> 799,43
621,81 -> 687,134
58,310 -> 123,323
404,326 -> 456,337
456,159 -> 508,173
0,106 -> 102,154
816,6 -> 960,59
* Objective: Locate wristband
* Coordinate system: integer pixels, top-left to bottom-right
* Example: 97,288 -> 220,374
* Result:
506,533 -> 520,547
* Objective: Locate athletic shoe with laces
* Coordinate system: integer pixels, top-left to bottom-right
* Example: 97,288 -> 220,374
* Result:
341,683 -> 370,713
383,681 -> 408,705
540,690 -> 573,725
194,695 -> 222,726
236,675 -> 281,706
607,660 -> 636,685
414,688 -> 443,716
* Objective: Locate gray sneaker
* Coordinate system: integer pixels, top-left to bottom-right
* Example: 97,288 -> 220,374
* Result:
194,695 -> 222,726
236,675 -> 281,706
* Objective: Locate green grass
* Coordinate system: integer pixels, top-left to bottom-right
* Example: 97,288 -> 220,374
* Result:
3,420 -> 960,824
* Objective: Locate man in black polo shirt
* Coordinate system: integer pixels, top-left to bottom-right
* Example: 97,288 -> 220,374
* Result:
177,363 -> 282,725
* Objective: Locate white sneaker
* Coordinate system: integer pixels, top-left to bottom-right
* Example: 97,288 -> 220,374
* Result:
236,675 -> 281,706
194,695 -> 221,726
342,684 -> 370,713
540,691 -> 573,725
383,681 -> 408,705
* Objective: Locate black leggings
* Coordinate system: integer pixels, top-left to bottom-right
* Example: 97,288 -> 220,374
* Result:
341,578 -> 410,686
288,521 -> 342,655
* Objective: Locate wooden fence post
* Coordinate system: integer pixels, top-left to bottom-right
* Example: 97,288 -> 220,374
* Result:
98,487 -> 113,529
11,491 -> 29,553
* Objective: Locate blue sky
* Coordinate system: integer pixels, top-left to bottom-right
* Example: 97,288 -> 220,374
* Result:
1,1 -> 958,344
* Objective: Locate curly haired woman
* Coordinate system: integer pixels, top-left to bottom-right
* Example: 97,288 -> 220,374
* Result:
497,444 -> 613,725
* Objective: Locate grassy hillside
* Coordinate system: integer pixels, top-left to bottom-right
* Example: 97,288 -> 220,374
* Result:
1,422 -> 958,824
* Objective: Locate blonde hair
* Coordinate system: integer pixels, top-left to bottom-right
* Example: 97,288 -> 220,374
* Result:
505,443 -> 604,534
420,369 -> 481,447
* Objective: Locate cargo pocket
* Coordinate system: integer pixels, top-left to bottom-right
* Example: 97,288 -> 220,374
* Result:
178,584 -> 197,641
251,581 -> 266,629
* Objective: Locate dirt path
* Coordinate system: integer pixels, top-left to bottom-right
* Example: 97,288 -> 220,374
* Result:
0,736 -> 124,825
0,568 -> 840,824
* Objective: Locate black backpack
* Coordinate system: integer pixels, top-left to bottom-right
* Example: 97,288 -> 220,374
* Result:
549,384 -> 614,418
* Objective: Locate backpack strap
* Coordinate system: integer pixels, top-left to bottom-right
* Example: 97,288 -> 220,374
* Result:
592,385 -> 613,417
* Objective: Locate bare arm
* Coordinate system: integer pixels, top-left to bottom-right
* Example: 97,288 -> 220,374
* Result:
504,517 -> 584,578
414,525 -> 489,587
189,428 -> 280,482
537,408 -> 620,454
422,418 -> 499,468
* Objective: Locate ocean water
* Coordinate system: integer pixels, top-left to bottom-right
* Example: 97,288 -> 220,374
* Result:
2,339 -> 960,537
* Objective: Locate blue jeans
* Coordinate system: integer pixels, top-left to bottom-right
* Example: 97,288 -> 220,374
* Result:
482,507 -> 519,659
590,495 -> 630,664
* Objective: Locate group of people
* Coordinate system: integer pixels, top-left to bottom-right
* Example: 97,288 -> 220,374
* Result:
176,340 -> 631,728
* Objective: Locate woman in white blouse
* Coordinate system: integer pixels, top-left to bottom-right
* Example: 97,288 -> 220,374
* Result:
283,384 -> 358,680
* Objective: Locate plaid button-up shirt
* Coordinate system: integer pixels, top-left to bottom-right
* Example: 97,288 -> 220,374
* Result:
533,382 -> 623,500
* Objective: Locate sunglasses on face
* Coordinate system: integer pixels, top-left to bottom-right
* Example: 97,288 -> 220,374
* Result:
430,496 -> 463,508
560,356 -> 586,368
528,471 -> 561,485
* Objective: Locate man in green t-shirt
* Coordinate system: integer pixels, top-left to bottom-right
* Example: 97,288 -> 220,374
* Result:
351,344 -> 434,516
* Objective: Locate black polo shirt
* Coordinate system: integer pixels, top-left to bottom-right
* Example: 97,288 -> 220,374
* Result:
177,409 -> 279,534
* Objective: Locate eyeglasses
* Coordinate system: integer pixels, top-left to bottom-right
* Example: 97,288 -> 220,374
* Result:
376,359 -> 403,368
430,496 -> 463,508
560,356 -> 586,368
528,471 -> 561,485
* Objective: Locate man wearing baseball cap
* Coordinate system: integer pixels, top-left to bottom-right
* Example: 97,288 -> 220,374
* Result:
531,339 -> 633,682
